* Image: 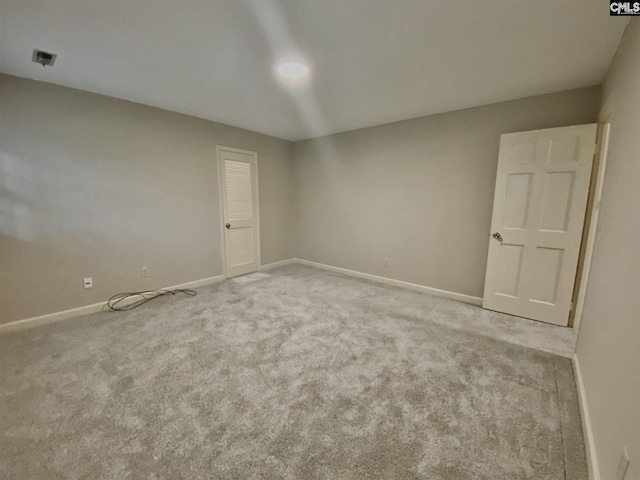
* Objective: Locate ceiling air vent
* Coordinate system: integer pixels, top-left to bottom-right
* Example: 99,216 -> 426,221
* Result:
32,49 -> 57,67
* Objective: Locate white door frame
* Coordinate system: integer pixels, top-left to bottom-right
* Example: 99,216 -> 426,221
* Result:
571,96 -> 614,331
216,145 -> 261,279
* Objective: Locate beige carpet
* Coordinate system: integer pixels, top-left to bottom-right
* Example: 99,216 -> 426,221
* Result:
0,264 -> 587,479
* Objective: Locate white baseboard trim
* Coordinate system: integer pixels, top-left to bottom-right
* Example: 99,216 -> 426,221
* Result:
0,259 -> 481,334
0,302 -> 108,335
165,275 -> 225,290
260,258 -> 296,271
0,274 -> 225,335
294,258 -> 483,306
573,353 -> 600,480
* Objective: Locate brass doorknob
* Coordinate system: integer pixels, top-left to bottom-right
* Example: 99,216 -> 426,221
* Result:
493,232 -> 502,241
225,223 -> 231,229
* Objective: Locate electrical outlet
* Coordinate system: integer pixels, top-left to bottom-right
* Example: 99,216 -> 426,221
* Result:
83,277 -> 93,289
384,258 -> 390,267
616,447 -> 630,480
141,267 -> 149,278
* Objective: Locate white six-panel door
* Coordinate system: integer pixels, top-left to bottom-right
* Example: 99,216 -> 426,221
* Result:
483,124 -> 597,326
218,146 -> 260,278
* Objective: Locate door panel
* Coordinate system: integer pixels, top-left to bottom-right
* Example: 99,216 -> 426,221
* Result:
494,244 -> 525,298
227,227 -> 255,266
483,124 -> 596,326
224,160 -> 253,218
503,173 -> 533,229
529,247 -> 563,304
539,172 -> 575,231
219,147 -> 260,278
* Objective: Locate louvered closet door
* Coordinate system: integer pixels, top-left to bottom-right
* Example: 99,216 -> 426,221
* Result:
483,124 -> 596,326
219,147 -> 260,278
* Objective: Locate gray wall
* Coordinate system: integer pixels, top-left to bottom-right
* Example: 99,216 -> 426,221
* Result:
293,87 -> 600,298
0,75 -> 294,324
576,19 -> 639,480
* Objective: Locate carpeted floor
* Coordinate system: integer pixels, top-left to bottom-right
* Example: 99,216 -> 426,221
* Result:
0,264 -> 587,479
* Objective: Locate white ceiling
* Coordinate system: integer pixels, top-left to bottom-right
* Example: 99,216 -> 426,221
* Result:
0,1 -> 629,141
